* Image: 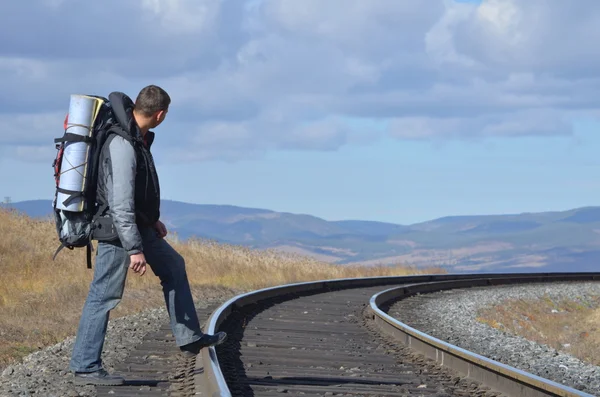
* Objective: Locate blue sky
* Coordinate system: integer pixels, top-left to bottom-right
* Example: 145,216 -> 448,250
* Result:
1,0 -> 600,225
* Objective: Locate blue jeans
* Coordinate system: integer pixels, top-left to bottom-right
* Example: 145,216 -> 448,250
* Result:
69,226 -> 204,373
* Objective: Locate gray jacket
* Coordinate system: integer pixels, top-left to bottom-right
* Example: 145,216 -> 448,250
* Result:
98,136 -> 142,254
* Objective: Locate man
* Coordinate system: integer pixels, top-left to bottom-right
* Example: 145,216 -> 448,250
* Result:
69,85 -> 226,386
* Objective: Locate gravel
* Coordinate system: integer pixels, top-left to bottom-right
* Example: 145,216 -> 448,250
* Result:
0,287 -> 237,397
388,281 -> 600,396
6,280 -> 600,396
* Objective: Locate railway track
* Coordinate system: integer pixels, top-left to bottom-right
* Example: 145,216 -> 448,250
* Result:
197,273 -> 600,397
94,273 -> 600,397
211,284 -> 493,397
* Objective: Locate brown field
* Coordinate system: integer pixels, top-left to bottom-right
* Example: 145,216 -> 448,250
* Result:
0,208 -> 443,370
477,294 -> 600,366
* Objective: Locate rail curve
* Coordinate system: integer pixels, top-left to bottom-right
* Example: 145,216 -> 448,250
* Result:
194,273 -> 600,397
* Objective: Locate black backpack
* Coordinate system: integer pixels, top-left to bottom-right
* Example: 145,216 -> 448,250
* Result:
51,95 -> 127,268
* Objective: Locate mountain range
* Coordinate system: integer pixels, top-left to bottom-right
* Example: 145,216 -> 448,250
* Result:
4,199 -> 600,273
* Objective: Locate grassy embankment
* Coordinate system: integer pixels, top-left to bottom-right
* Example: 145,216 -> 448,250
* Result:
0,208 -> 443,370
477,293 -> 600,366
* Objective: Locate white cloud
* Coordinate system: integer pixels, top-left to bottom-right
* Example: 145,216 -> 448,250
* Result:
449,0 -> 600,74
140,0 -> 221,35
1,0 -> 600,162
279,119 -> 349,151
425,0 -> 480,69
389,108 -> 574,141
0,112 -> 65,145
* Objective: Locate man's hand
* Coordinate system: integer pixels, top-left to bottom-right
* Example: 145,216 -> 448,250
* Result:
154,220 -> 168,239
129,253 -> 147,276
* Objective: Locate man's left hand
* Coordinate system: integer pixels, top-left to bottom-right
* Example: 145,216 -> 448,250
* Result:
154,220 -> 168,238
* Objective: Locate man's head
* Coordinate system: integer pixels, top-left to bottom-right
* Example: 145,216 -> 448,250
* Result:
133,85 -> 171,131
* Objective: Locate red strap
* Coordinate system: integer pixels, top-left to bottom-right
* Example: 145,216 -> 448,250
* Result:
54,146 -> 64,186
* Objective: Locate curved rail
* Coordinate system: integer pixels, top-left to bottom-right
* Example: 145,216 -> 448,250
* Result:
194,272 -> 600,397
369,275 -> 600,397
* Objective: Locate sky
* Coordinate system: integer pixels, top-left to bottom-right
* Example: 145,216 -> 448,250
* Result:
2,0 -> 600,225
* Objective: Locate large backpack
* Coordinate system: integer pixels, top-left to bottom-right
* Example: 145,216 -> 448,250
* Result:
51,94 -> 128,268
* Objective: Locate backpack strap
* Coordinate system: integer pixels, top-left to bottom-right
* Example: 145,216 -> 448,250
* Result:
108,128 -> 136,145
52,237 -> 94,269
86,241 -> 93,269
52,242 -> 71,261
56,188 -> 84,208
54,133 -> 93,144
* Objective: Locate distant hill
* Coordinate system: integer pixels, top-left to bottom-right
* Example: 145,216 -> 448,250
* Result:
4,199 -> 600,273
3,200 -> 54,219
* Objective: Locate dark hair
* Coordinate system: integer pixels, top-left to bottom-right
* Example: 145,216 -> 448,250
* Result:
134,85 -> 171,116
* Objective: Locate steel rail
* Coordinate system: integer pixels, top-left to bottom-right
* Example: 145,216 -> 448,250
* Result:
369,274 -> 600,397
193,272 -> 600,397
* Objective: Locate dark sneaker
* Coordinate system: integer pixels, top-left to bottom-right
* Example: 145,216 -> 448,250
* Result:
180,332 -> 228,358
73,368 -> 125,386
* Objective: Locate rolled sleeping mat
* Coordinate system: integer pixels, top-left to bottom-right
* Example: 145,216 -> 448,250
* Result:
55,94 -> 103,212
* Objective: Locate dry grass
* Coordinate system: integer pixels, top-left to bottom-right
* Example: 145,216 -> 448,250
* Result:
0,208 -> 443,370
477,294 -> 600,366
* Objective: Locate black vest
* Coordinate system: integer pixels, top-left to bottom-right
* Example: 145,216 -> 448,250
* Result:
133,131 -> 161,227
